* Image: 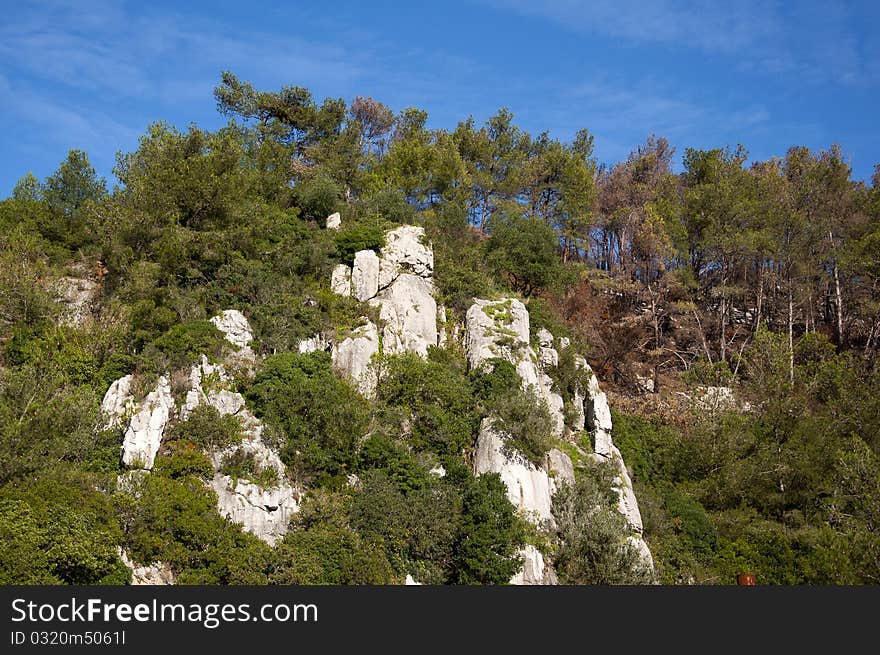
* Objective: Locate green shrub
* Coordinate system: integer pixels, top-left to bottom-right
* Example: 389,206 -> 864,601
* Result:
166,404 -> 243,451
153,441 -> 215,480
378,351 -> 480,458
333,221 -> 386,266
0,474 -> 128,585
552,462 -> 654,584
142,320 -> 227,370
220,448 -> 280,488
245,351 -> 370,484
453,473 -> 526,585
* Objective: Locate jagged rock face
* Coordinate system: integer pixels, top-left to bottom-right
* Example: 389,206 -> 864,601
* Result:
178,351 -> 300,545
121,376 -> 174,469
101,374 -> 136,429
118,548 -> 175,585
582,376 -> 654,573
464,298 -> 564,436
370,273 -> 437,358
54,276 -> 99,326
510,544 -> 558,585
326,212 -> 341,230
210,438 -> 300,546
298,333 -> 333,355
473,419 -> 555,527
378,225 -> 434,288
547,448 -> 575,487
332,321 -> 380,397
313,225 -> 439,396
537,328 -> 558,368
464,299 -> 531,371
210,310 -> 254,349
352,249 -> 381,302
330,264 -> 352,296
465,298 -> 655,576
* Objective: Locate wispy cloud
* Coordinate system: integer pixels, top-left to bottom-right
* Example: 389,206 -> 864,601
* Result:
479,0 -> 876,86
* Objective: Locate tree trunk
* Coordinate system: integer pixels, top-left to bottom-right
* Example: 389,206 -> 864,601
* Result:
788,283 -> 795,386
833,259 -> 844,347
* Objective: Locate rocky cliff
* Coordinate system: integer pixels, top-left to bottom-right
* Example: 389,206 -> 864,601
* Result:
100,219 -> 652,584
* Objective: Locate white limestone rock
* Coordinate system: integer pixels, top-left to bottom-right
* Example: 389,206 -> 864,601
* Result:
211,438 -> 300,546
569,386 -> 586,433
330,264 -> 352,296
473,419 -> 555,527
538,371 -> 565,437
54,276 -> 99,326
465,298 -> 531,372
352,249 -> 380,301
437,305 -> 448,347
210,310 -> 254,349
378,225 -> 433,289
628,535 -> 656,577
298,333 -> 333,354
537,328 -> 559,368
326,212 -> 341,230
332,320 -> 380,397
179,356 -> 239,421
101,375 -> 136,429
121,376 -> 174,470
404,574 -> 423,586
547,448 -> 575,487
118,548 -> 175,586
465,298 -> 563,436
510,544 -> 558,585
370,273 -> 437,358
586,373 -> 614,435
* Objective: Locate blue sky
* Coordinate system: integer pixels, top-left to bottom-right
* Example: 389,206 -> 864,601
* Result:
2,0 -> 879,195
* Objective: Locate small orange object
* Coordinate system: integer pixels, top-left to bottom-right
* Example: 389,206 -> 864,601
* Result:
737,573 -> 756,585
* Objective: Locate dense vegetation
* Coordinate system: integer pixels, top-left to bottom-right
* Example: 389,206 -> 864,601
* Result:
1,72 -> 878,584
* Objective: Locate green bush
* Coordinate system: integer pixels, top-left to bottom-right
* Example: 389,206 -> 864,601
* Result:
552,462 -> 654,584
166,404 -> 243,451
220,448 -> 280,488
453,473 -> 526,584
153,441 -> 215,480
118,473 -> 273,584
378,351 -> 480,458
0,474 -> 128,584
333,221 -> 386,266
142,320 -> 227,371
245,351 -> 369,484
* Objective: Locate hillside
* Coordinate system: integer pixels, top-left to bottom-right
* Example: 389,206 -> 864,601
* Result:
1,75 -> 879,585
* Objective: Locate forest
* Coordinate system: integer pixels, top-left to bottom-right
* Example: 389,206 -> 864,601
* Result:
1,71 -> 878,585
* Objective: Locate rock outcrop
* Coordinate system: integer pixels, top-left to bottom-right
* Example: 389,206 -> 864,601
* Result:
331,321 -> 380,397
464,299 -> 564,437
510,544 -> 558,585
325,212 -> 341,230
303,225 -> 439,397
370,274 -> 437,358
118,548 -> 176,585
101,374 -> 136,429
104,310 -> 299,546
464,295 -> 654,581
210,309 -> 254,349
473,419 -> 556,528
54,275 -> 99,326
210,438 -> 300,547
330,264 -> 352,297
178,333 -> 300,545
583,367 -> 654,573
119,376 -> 174,470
